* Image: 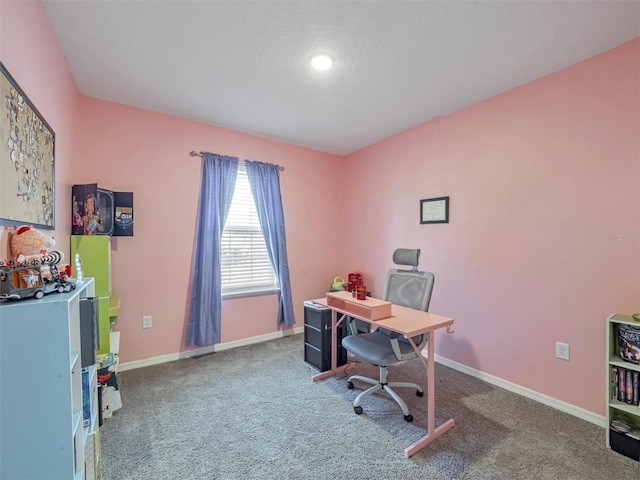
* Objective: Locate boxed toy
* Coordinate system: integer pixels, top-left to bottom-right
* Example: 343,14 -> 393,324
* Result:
72,183 -> 133,236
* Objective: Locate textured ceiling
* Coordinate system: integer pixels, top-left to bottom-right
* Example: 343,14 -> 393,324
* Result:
43,1 -> 640,156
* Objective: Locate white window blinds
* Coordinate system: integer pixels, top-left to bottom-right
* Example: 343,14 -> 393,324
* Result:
221,165 -> 277,294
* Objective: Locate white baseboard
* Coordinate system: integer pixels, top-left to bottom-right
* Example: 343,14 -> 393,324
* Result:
434,354 -> 606,428
118,328 -> 604,427
118,326 -> 304,372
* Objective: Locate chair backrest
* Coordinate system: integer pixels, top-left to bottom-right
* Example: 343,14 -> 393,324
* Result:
383,269 -> 434,311
379,249 -> 434,355
382,248 -> 434,312
346,248 -> 435,340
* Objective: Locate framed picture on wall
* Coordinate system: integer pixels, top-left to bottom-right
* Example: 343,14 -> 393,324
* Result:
0,62 -> 56,229
420,196 -> 449,224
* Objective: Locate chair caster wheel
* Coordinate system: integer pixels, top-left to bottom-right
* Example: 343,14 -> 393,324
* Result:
416,390 -> 424,397
347,381 -> 354,390
404,414 -> 413,422
354,406 -> 363,415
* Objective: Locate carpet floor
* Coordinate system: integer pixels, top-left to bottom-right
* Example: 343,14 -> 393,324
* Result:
100,334 -> 640,479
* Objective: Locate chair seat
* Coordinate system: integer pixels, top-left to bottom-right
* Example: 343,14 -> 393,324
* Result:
342,331 -> 415,366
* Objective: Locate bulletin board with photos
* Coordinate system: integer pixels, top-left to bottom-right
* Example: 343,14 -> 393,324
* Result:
0,62 -> 55,229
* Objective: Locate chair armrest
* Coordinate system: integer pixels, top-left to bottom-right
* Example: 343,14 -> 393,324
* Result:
345,316 -> 373,336
390,334 -> 428,361
390,337 -> 404,360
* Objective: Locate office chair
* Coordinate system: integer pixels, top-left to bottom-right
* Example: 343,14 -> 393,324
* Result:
341,248 -> 434,422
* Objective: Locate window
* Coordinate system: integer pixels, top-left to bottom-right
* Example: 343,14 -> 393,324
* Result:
220,165 -> 277,295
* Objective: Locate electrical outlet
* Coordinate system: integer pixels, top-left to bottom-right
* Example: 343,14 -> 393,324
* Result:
556,342 -> 569,361
142,315 -> 152,329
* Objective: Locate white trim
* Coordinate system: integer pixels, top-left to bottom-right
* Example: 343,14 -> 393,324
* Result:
118,326 -> 304,372
434,354 -> 606,427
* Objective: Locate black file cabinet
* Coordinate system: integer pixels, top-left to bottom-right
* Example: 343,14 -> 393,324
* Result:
304,302 -> 348,372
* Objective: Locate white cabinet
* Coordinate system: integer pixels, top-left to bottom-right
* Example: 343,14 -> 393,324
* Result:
606,314 -> 640,461
0,278 -> 96,479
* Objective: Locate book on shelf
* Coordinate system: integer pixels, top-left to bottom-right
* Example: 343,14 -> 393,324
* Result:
619,367 -> 626,403
613,365 -> 640,406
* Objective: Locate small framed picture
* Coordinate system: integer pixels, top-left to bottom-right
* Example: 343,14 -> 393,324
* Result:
420,196 -> 449,224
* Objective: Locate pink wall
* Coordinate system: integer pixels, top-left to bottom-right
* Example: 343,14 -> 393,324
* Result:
0,0 -> 80,261
343,39 -> 640,415
2,1 -> 639,417
74,98 -> 346,361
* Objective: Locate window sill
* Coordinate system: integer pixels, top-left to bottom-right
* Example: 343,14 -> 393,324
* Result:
222,288 -> 280,300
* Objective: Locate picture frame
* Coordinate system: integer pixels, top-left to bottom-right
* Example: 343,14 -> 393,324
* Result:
420,196 -> 449,224
0,62 -> 56,229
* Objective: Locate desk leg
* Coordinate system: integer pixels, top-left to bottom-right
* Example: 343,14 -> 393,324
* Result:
404,331 -> 455,458
331,309 -> 337,370
312,309 -> 352,381
404,419 -> 455,458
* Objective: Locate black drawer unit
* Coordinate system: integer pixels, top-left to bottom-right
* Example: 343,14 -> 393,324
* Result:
304,302 -> 347,372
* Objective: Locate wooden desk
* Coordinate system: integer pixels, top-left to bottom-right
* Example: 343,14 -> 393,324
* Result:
310,291 -> 455,458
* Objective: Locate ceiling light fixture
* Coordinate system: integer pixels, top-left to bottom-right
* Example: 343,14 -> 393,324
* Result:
310,53 -> 334,71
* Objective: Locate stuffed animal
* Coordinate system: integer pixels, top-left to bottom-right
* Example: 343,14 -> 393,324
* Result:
9,226 -> 64,265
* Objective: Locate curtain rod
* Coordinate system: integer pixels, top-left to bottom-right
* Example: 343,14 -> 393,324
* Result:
189,151 -> 284,171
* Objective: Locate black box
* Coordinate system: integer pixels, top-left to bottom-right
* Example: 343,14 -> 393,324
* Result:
610,429 -> 640,461
303,302 -> 347,372
79,297 -> 98,367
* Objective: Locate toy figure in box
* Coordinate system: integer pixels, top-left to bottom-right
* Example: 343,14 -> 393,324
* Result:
71,183 -> 134,236
82,193 -> 103,235
72,184 -> 105,235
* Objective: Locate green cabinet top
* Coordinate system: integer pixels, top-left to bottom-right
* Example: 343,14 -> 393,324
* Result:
71,236 -> 111,297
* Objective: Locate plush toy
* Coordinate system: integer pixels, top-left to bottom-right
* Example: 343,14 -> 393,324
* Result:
9,225 -> 64,265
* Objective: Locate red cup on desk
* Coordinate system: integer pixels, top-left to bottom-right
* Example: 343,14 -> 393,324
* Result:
356,285 -> 366,300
